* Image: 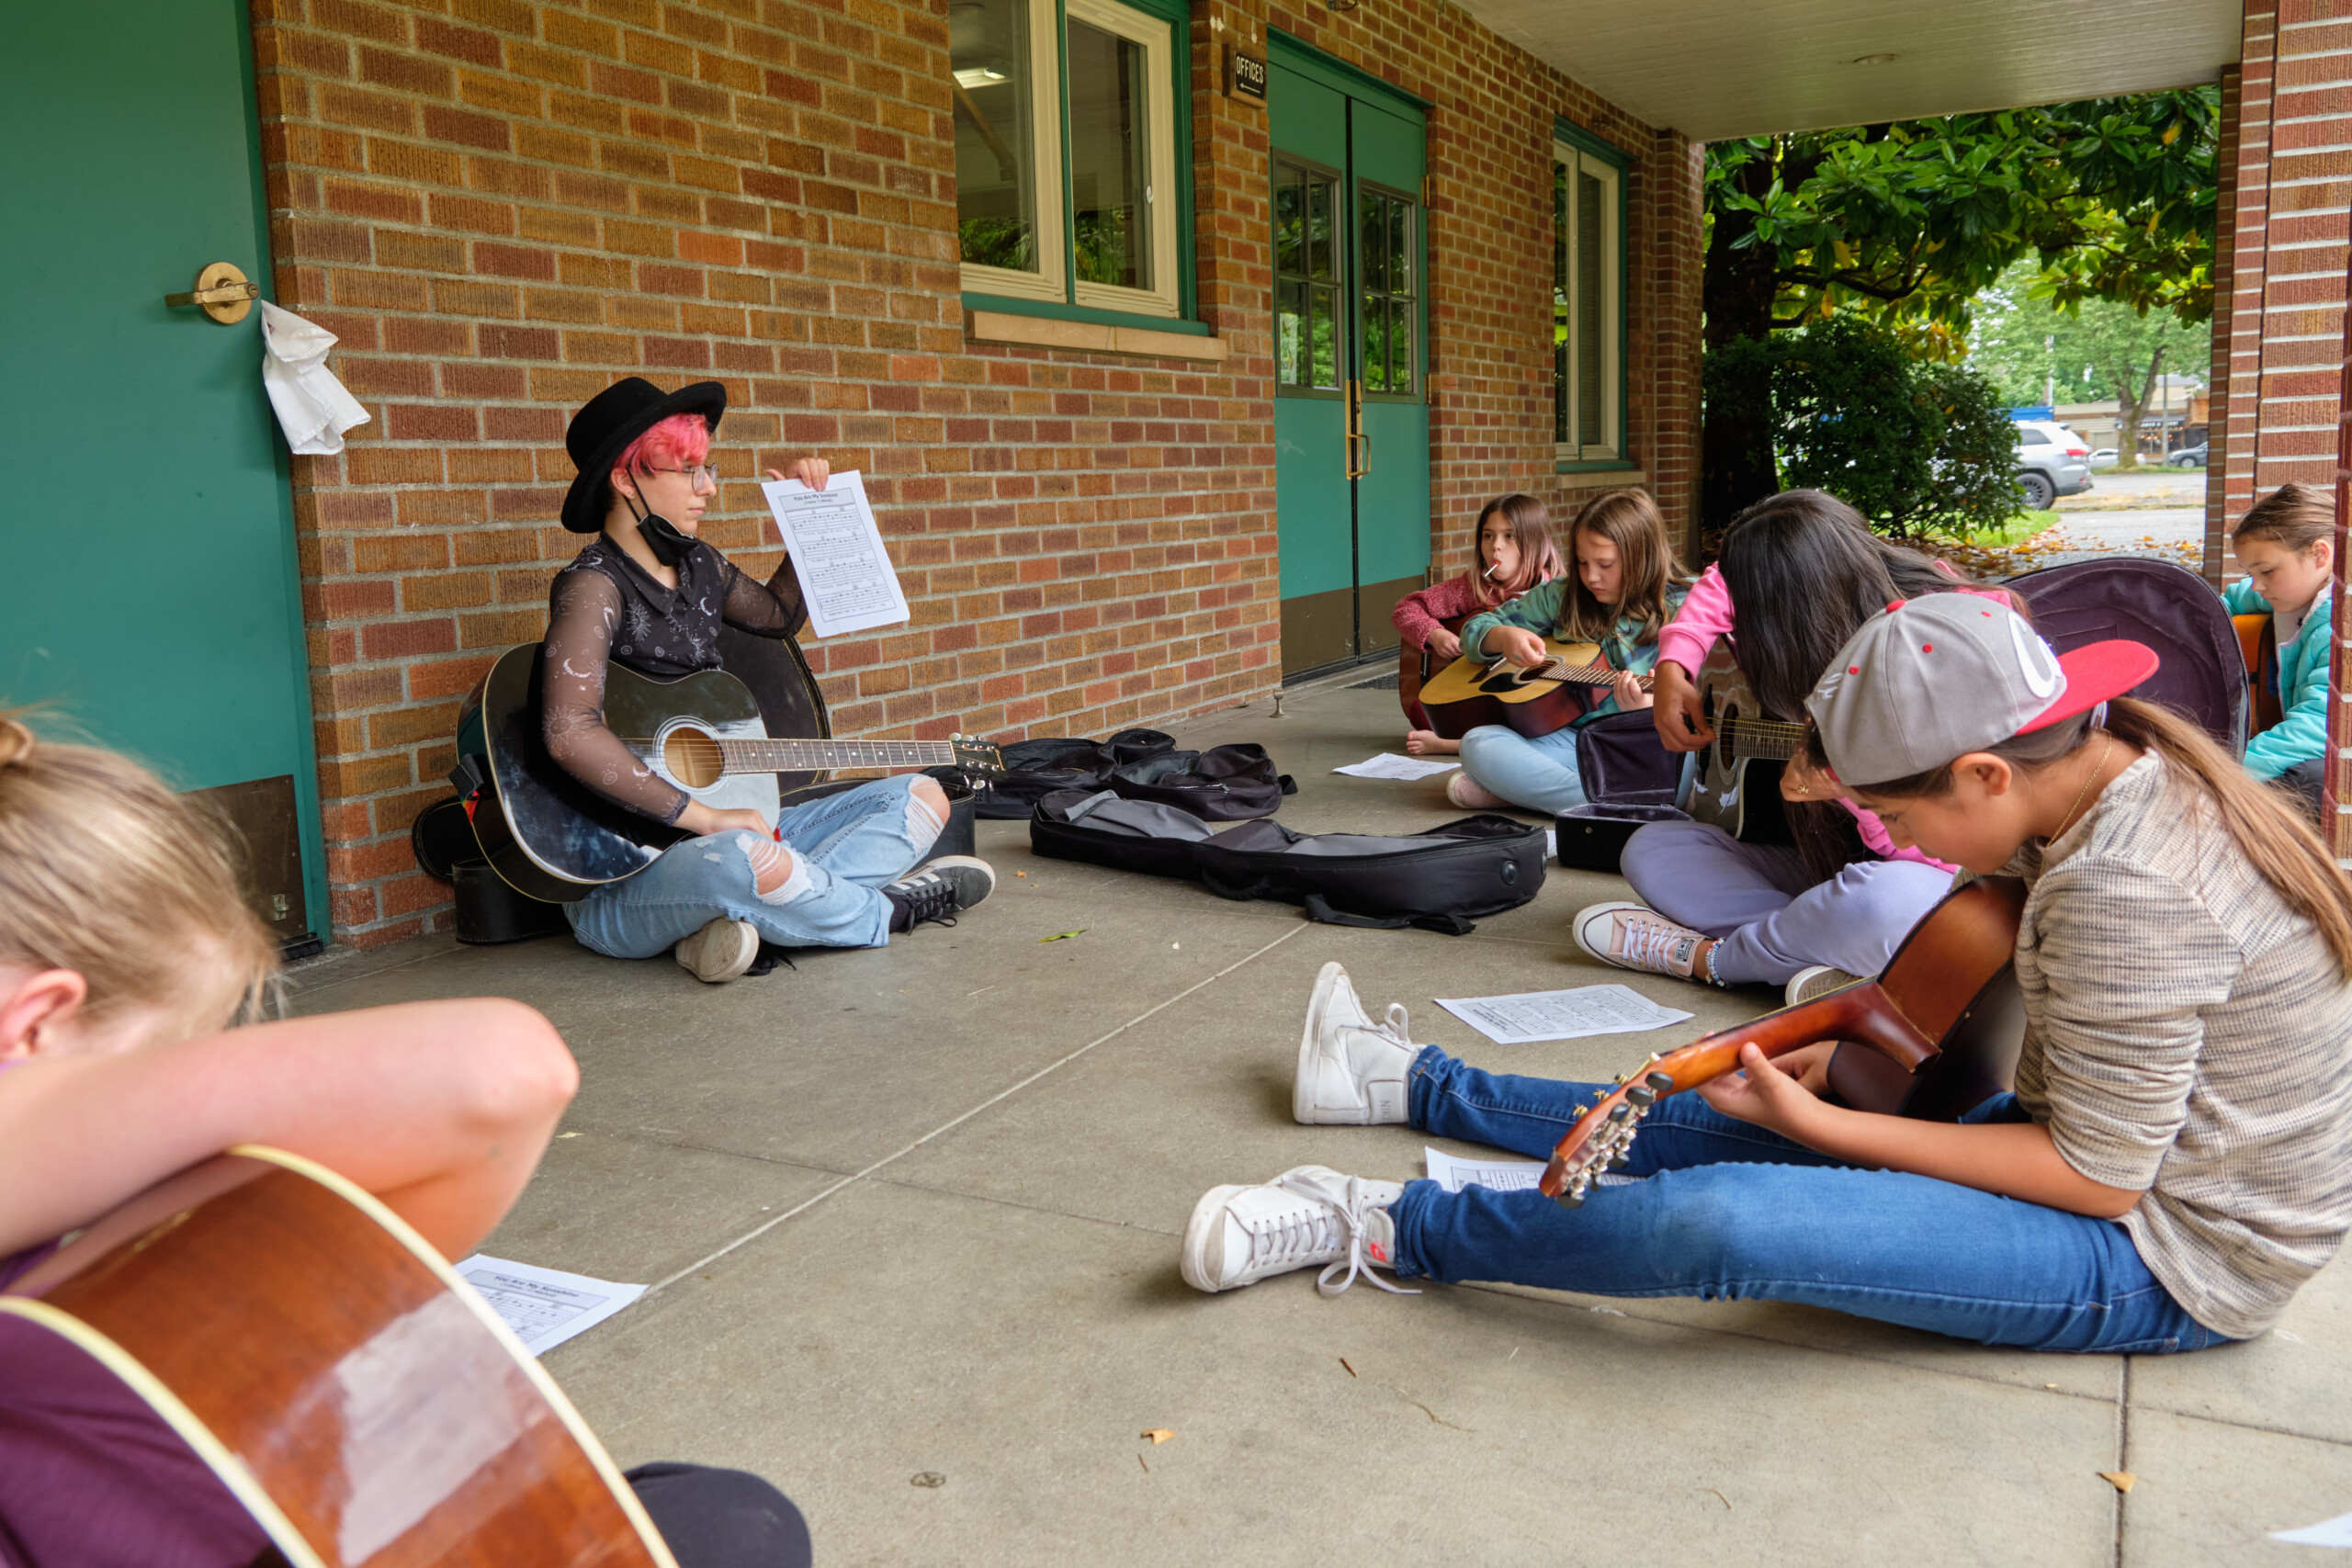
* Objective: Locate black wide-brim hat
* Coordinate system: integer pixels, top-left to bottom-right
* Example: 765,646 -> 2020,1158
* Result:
560,377 -> 727,533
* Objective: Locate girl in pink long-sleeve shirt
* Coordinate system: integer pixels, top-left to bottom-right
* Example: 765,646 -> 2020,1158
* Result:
1572,490 -> 2014,1006
1392,495 -> 1565,752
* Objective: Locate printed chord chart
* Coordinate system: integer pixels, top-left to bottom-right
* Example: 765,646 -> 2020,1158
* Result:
761,470 -> 910,637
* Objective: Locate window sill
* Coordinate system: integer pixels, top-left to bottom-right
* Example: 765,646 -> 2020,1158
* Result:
967,309 -> 1227,362
1556,460 -> 1645,484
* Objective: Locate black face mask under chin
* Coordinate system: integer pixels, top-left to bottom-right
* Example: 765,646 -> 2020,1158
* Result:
635,513 -> 698,569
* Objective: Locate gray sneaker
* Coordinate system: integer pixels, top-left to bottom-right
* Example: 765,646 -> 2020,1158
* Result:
884,855 -> 997,931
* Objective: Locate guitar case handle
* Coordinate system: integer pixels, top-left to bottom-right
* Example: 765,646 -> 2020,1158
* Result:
447,753 -> 490,800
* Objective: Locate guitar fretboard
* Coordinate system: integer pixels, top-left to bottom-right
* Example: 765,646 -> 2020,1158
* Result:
1527,660 -> 1657,690
634,738 -> 962,772
1721,718 -> 1808,761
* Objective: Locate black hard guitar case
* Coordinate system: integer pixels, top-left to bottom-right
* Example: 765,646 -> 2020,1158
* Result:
1029,789 -> 1544,933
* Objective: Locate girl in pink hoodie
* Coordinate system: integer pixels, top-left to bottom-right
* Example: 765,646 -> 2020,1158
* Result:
1570,491 -> 2015,1006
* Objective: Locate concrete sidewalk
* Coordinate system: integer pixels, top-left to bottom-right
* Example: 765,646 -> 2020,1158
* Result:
289,676 -> 2352,1566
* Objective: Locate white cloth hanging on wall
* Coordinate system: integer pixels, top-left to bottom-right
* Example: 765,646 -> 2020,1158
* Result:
258,300 -> 369,456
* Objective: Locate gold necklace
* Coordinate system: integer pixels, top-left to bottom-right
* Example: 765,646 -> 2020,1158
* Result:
2052,729 -> 2115,842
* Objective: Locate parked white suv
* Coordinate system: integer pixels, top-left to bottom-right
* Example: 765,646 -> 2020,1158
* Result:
2014,421 -> 2094,509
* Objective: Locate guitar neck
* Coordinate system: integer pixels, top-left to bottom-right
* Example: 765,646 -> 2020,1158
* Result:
1720,718 -> 1807,761
642,737 -> 964,774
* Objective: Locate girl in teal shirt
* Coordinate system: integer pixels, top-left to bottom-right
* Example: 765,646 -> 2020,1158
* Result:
2222,483 -> 2335,823
1449,486 -> 1690,814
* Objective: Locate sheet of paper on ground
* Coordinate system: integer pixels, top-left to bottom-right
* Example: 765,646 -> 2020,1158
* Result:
1424,1146 -> 1635,1193
455,1255 -> 647,1357
1436,983 -> 1693,1045
2272,1510 -> 2352,1547
1333,752 -> 1459,780
1425,1145 -> 1548,1193
760,469 -> 909,638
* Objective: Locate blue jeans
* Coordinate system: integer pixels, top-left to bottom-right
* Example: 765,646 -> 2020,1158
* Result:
1389,1047 -> 2230,1353
566,775 -> 936,957
1458,723 -> 1588,814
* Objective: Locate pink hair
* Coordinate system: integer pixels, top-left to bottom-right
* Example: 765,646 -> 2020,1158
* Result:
611,412 -> 712,489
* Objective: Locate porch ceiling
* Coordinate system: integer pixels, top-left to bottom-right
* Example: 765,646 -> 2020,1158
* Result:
1458,0 -> 2241,142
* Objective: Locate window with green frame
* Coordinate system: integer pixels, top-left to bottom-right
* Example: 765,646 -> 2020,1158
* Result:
951,0 -> 1191,321
1554,129 -> 1625,462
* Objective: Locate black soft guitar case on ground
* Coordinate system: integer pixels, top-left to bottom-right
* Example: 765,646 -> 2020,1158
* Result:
1029,789 -> 1545,933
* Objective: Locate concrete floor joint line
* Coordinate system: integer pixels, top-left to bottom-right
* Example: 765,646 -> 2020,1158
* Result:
645,923 -> 1306,1292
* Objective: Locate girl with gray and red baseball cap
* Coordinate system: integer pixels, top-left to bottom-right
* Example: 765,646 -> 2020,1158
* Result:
1177,595 -> 2352,1356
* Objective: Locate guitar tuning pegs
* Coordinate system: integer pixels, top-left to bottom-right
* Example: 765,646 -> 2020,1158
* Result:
1606,1103 -> 1632,1122
1624,1085 -> 1656,1109
1645,1071 -> 1675,1093
1554,1186 -> 1585,1210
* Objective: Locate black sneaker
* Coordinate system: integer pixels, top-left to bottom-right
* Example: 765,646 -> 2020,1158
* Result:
883,855 -> 997,931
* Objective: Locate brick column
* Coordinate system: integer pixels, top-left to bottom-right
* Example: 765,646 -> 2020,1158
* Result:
1645,129 -> 1704,554
2205,64 -> 2241,583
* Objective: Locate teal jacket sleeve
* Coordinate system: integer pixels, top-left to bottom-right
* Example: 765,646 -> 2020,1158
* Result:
2221,578 -> 2269,616
1460,578 -> 1570,663
2243,592 -> 2332,780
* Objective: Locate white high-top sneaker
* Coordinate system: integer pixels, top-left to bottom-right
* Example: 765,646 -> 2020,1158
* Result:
1180,1165 -> 1416,1296
1293,961 -> 1416,1125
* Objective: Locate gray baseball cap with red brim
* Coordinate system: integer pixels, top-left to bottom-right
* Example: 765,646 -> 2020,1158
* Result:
1804,595 -> 2160,788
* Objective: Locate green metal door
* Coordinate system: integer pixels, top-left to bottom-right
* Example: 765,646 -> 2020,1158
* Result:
1269,38 -> 1430,678
2,0 -> 324,949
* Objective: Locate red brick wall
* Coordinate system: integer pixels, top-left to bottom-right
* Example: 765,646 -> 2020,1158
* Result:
249,0 -> 1696,944
2208,0 -> 2352,852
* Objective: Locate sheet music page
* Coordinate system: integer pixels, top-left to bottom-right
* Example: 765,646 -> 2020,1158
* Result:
453,1254 -> 646,1357
1434,984 -> 1692,1045
760,469 -> 910,638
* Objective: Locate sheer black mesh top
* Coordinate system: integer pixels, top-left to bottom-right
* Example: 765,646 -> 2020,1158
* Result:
540,535 -> 806,824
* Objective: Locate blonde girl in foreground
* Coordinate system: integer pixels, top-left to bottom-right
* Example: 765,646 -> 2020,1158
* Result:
0,717 -> 809,1567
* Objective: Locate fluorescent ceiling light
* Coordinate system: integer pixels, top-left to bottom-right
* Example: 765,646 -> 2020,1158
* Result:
954,67 -> 1008,87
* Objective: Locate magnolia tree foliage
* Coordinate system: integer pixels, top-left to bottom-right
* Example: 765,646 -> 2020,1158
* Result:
1709,316 -> 2020,540
1702,89 -> 2220,527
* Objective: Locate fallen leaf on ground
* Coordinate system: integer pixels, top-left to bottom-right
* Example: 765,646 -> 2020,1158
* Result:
1340,1357 -> 1356,1377
1040,930 -> 1085,942
2100,1471 -> 2137,1494
1142,1428 -> 1173,1445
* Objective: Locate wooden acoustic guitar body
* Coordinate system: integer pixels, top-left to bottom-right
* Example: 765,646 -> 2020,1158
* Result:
2233,612 -> 2284,737
1417,637 -> 1607,740
1542,875 -> 2028,1201
458,645 -> 779,903
1680,641 -> 1792,844
0,1149 -> 675,1568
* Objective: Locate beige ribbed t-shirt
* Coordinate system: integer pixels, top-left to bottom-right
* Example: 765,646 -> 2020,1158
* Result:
2012,752 -> 2352,1339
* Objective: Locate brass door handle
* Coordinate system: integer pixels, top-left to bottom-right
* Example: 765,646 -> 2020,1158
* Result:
1345,379 -> 1370,479
164,262 -> 258,323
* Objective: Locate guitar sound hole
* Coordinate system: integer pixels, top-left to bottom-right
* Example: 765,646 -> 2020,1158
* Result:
663,728 -> 726,788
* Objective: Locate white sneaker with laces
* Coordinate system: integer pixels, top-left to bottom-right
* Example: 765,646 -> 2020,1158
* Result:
675,917 -> 760,984
1572,900 -> 1711,982
1294,961 -> 1415,1125
1785,964 -> 1866,1007
1181,1165 -> 1416,1296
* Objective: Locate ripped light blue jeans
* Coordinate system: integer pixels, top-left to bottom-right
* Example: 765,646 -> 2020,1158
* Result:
566,775 -> 938,956
1388,1046 -> 2230,1353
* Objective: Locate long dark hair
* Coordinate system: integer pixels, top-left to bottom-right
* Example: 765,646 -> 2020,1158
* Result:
1719,490 -> 1974,721
1808,699 -> 2352,976
1556,486 -> 1690,646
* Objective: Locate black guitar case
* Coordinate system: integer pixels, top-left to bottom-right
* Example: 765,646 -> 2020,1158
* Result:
1029,789 -> 1544,933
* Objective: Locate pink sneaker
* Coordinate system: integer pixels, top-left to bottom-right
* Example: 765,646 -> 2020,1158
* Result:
1572,900 -> 1712,982
1446,772 -> 1509,810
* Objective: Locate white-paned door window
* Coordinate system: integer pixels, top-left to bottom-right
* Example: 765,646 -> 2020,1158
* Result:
952,0 -> 1182,318
1554,139 -> 1623,460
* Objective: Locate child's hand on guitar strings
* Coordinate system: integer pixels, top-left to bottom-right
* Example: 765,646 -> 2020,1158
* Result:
1648,660 -> 1713,751
1696,1042 -> 1836,1138
1426,627 -> 1463,661
1488,626 -> 1547,668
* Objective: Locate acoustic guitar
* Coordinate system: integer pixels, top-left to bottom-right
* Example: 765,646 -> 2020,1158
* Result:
1542,874 -> 2026,1204
454,644 -> 1004,903
0,1146 -> 677,1567
2233,612 -> 2284,737
1417,635 -> 1652,740
1679,641 -> 1800,842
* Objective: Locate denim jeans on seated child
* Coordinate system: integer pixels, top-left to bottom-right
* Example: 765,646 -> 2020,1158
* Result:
1458,723 -> 1588,814
1389,1047 -> 2229,1353
566,774 -> 936,957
